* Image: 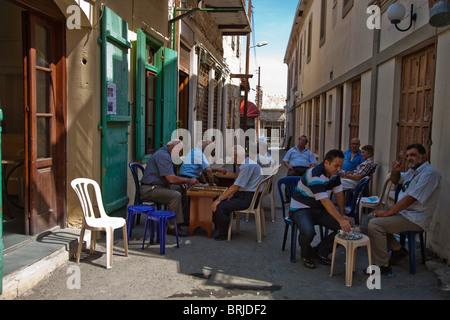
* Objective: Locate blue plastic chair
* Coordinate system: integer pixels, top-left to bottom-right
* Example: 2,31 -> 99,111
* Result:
129,162 -> 158,207
128,162 -> 162,233
277,176 -> 303,262
142,210 -> 179,255
394,184 -> 426,274
345,176 -> 371,225
126,204 -> 155,243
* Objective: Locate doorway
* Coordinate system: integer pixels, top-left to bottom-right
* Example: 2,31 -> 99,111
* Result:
0,0 -> 66,236
397,44 -> 435,170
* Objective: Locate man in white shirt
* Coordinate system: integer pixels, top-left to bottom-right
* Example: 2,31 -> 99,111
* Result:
212,145 -> 263,241
368,144 -> 441,274
283,135 -> 317,176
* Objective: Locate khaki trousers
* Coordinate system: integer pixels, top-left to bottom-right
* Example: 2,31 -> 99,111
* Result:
140,185 -> 184,225
367,213 -> 422,266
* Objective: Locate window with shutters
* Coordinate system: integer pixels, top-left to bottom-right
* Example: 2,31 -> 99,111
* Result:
197,63 -> 209,135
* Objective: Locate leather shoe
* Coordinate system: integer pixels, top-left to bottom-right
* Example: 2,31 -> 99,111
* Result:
389,247 -> 408,265
313,252 -> 331,265
214,234 -> 227,241
167,226 -> 189,237
302,257 -> 316,269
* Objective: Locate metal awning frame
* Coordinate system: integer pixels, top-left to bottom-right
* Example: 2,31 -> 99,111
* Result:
170,3 -> 251,35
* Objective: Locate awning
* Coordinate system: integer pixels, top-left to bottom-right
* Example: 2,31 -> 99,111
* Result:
172,0 -> 251,35
204,0 -> 251,35
240,101 -> 260,118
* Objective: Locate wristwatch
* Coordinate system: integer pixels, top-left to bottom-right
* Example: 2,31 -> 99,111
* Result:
217,196 -> 223,202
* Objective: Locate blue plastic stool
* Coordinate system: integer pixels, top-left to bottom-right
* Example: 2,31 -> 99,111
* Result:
126,204 -> 155,243
142,210 -> 179,255
400,231 -> 426,274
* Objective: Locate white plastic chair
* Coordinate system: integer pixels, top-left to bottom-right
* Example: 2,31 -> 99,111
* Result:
246,164 -> 281,223
71,178 -> 128,269
358,174 -> 396,225
228,175 -> 272,243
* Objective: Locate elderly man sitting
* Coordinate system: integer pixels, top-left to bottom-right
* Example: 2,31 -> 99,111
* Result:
180,140 -> 227,186
340,145 -> 376,190
140,139 -> 199,237
211,145 -> 263,241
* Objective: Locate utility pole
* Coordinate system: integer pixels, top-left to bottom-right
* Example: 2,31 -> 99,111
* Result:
243,0 -> 251,132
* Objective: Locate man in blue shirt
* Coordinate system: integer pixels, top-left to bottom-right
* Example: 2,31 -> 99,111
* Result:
342,138 -> 363,172
180,140 -> 227,186
212,145 -> 263,241
141,140 -> 199,237
289,149 -> 353,269
283,135 -> 317,177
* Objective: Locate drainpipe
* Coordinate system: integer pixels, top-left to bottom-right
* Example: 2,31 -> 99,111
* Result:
369,28 -> 380,146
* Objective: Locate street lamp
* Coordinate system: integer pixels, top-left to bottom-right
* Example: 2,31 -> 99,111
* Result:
387,3 -> 417,32
250,41 -> 269,48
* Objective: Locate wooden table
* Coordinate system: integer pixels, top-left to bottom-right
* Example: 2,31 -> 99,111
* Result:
186,185 -> 227,238
214,172 -> 238,187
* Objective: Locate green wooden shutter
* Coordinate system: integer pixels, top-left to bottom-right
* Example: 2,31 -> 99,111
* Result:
100,7 -> 131,216
160,47 -> 178,145
134,29 -> 146,160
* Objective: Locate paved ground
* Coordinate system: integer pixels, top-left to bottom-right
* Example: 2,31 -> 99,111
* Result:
16,162 -> 450,302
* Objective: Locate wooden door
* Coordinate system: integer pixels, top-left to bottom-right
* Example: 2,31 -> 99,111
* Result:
25,13 -> 65,234
349,79 -> 361,145
397,45 -> 435,169
179,72 -> 189,131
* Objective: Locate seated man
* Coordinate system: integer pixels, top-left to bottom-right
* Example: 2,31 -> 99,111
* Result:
180,140 -> 226,186
342,138 -> 364,172
283,135 -> 317,177
140,139 -> 199,237
368,143 -> 441,274
211,145 -> 263,241
289,149 -> 353,269
340,145 -> 376,190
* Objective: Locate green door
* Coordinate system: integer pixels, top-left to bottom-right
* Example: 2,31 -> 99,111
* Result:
100,7 -> 131,216
134,30 -> 178,160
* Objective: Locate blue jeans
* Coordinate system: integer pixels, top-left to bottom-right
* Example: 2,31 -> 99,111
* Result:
289,207 -> 341,259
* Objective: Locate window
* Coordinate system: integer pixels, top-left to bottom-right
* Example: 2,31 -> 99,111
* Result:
342,0 -> 354,18
320,0 -> 327,47
307,15 -> 313,63
299,35 -> 303,74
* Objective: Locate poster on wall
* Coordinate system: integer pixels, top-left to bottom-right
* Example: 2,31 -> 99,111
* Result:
107,82 -> 117,115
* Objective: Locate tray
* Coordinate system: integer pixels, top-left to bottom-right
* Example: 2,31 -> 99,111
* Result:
337,231 -> 363,240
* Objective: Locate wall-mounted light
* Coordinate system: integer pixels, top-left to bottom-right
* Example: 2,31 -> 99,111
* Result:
387,3 -> 417,32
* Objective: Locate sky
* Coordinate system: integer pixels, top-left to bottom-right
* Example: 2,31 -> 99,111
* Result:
246,0 -> 298,98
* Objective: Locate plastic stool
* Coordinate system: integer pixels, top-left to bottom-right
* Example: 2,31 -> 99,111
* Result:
142,210 -> 179,255
126,204 -> 155,242
330,234 -> 372,286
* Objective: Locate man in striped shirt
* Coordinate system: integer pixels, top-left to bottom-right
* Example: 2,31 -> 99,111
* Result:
290,149 -> 353,269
